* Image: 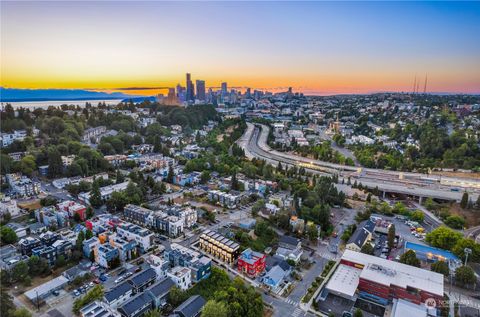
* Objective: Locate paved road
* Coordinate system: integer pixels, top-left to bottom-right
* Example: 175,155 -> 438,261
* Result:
240,123 -> 480,202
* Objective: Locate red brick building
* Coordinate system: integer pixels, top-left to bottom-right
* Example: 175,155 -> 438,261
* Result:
237,248 -> 266,278
335,250 -> 444,307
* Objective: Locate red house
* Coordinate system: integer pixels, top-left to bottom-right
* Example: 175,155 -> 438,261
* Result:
237,248 -> 266,278
57,200 -> 87,221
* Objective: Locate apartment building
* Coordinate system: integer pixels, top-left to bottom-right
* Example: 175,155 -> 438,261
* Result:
199,229 -> 240,264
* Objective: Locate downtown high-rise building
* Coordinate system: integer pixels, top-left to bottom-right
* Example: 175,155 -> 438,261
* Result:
186,73 -> 195,102
221,82 -> 228,96
196,80 -> 206,101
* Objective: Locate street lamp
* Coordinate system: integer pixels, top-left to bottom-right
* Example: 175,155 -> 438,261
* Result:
464,248 -> 472,266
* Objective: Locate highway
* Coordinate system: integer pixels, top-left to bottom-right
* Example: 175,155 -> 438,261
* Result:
238,122 -> 480,202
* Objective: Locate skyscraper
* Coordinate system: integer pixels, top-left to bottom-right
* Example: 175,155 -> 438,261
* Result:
196,80 -> 206,101
221,82 -> 228,96
186,73 -> 194,102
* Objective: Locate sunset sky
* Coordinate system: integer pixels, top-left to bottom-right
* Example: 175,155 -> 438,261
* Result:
1,1 -> 480,95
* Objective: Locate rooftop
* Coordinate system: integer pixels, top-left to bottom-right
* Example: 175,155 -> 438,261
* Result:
342,250 -> 444,297
325,264 -> 361,298
173,295 -> 206,317
104,282 -> 133,303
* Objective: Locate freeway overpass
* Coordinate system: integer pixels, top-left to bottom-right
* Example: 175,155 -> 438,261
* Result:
238,122 -> 480,203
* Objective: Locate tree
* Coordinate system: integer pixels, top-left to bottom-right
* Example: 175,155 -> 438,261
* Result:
431,261 -> 449,276
55,255 -> 67,268
167,166 -> 175,183
230,171 -> 239,191
72,285 -> 104,314
20,155 -> 37,176
460,192 -> 469,209
399,250 -> 420,267
354,308 -> 363,317
307,223 -> 318,242
73,212 -> 82,223
144,309 -> 162,317
48,148 -> 64,178
12,261 -> 29,282
202,300 -> 229,317
27,255 -> 50,277
89,182 -> 102,208
116,169 -> 124,184
444,215 -> 465,229
455,266 -> 475,286
0,287 -> 15,317
76,230 -> 85,251
12,308 -> 33,317
426,226 -> 463,250
168,286 -> 188,307
360,243 -> 374,255
251,199 -> 265,216
0,226 -> 18,244
387,224 -> 396,249
86,206 -> 94,219
85,229 -> 94,240
451,238 -> 480,263
410,210 -> 424,223
200,170 -> 211,184
476,195 -> 480,209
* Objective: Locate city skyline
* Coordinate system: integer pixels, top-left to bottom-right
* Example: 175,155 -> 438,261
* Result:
1,1 -> 480,95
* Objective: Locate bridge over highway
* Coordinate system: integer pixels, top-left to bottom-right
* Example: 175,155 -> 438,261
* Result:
238,122 -> 480,203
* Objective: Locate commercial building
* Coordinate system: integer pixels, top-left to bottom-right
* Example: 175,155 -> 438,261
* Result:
404,241 -> 461,271
199,229 -> 240,264
24,276 -> 69,303
323,250 -> 444,307
237,248 -> 266,278
196,80 -> 206,101
186,73 -> 194,102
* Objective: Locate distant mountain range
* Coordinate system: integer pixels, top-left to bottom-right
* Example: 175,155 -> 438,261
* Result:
0,87 -> 131,102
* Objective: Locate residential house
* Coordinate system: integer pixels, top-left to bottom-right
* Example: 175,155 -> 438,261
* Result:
275,235 -> 303,263
172,295 -> 206,317
346,220 -> 375,252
